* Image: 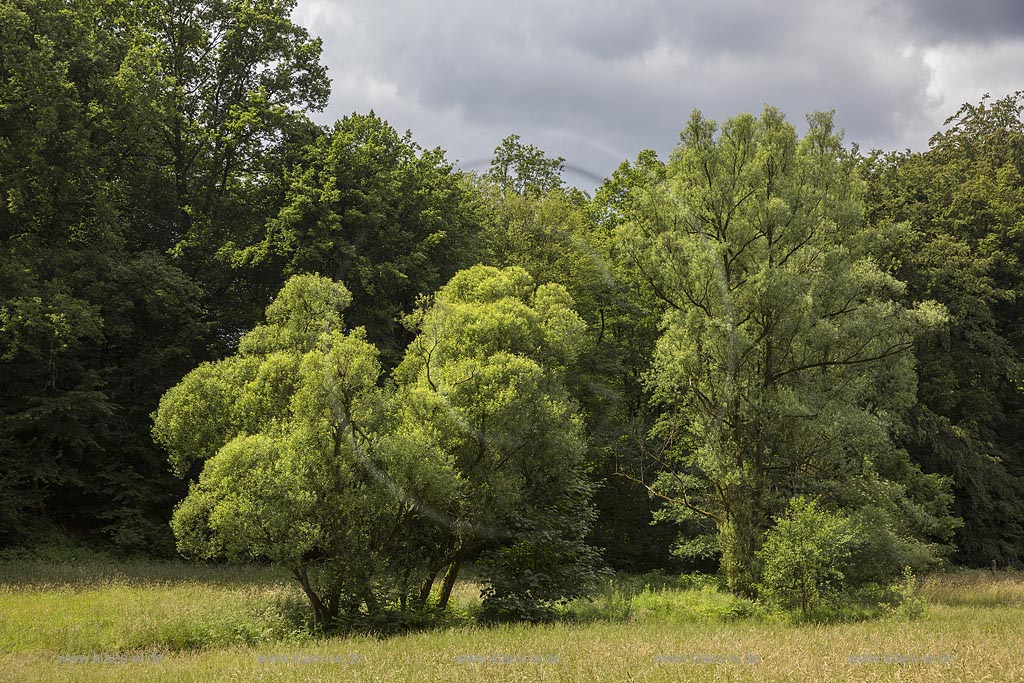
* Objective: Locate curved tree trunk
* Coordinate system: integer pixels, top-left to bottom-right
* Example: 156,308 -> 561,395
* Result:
293,567 -> 329,631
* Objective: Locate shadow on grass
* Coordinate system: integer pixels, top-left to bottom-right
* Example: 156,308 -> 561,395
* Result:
0,558 -> 292,590
919,569 -> 1024,607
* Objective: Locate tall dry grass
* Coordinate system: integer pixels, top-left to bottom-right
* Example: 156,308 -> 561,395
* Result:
2,563 -> 1022,682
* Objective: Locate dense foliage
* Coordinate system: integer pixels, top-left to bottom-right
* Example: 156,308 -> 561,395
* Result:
610,108 -> 956,595
155,269 -> 602,626
3,0 -> 1024,624
861,92 -> 1024,567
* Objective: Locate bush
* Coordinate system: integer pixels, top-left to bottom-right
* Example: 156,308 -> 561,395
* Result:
756,497 -> 858,618
478,514 -> 607,622
881,566 -> 926,620
756,497 -> 933,621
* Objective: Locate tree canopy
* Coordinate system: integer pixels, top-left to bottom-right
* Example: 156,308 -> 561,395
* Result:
5,0 -> 1024,626
613,107 -> 956,595
861,91 -> 1024,567
155,268 -> 601,627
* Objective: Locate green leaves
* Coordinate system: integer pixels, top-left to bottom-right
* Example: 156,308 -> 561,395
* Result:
154,268 -> 599,626
253,112 -> 483,365
862,92 -> 1024,567
0,0 -> 208,549
621,106 -> 955,596
756,497 -> 858,617
395,266 -> 588,516
156,274 -> 402,625
392,265 -> 600,618
154,357 -> 260,477
486,134 -> 565,198
153,275 -> 362,480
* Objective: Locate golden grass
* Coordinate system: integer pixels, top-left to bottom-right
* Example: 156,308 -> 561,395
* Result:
919,569 -> 1024,607
1,565 -> 1022,682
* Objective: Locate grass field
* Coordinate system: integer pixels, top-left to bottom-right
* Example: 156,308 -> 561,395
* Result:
1,560 -> 1022,682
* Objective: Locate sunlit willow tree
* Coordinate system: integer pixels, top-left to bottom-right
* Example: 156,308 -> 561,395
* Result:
392,265 -> 602,621
154,275 -> 408,629
154,268 -> 600,627
614,107 -> 958,597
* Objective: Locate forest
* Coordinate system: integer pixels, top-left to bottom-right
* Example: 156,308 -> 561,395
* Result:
2,0 -> 1024,631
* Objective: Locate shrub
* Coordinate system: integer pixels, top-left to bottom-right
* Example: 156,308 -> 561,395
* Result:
756,497 -> 858,618
881,566 -> 926,620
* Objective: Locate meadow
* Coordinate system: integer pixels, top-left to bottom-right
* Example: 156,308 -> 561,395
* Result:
1,559 -> 1022,682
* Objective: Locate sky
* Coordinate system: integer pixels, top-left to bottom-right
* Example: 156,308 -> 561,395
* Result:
292,0 -> 1024,189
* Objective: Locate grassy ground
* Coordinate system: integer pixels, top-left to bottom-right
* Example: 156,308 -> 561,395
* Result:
1,561 -> 1022,682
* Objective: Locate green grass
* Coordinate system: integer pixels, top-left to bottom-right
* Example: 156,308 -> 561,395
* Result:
566,572 -> 763,623
2,561 -> 1023,682
0,560 -> 311,654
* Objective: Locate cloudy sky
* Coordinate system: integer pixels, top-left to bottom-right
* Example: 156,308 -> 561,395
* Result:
293,0 -> 1023,188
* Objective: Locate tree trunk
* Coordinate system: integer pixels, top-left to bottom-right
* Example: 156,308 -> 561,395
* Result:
436,553 -> 465,612
418,565 -> 442,607
417,535 -> 458,608
363,588 -> 380,615
325,591 -> 340,624
720,495 -> 764,599
293,567 -> 328,631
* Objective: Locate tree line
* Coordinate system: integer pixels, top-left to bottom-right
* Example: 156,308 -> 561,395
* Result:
2,0 -> 1023,621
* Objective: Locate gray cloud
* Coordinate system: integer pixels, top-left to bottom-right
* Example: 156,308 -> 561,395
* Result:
893,0 -> 1024,44
295,0 -> 1024,188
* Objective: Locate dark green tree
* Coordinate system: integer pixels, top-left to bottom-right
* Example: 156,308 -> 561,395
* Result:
142,0 -> 330,344
244,112 -> 484,366
591,150 -> 697,571
861,92 -> 1024,567
486,134 -> 565,198
0,0 -> 206,549
479,137 -> 681,571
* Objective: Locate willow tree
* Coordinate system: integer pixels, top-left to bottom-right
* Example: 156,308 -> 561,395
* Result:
393,265 -> 603,620
153,275 -> 446,629
616,107 -> 955,596
154,269 -> 602,627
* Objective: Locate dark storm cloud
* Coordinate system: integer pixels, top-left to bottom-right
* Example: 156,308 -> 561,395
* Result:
896,0 -> 1024,43
295,0 -> 1023,188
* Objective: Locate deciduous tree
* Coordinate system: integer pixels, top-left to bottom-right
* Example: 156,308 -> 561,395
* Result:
393,265 -> 603,619
155,275 -> 440,628
616,107 -> 956,596
861,91 -> 1024,567
246,112 -> 483,366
